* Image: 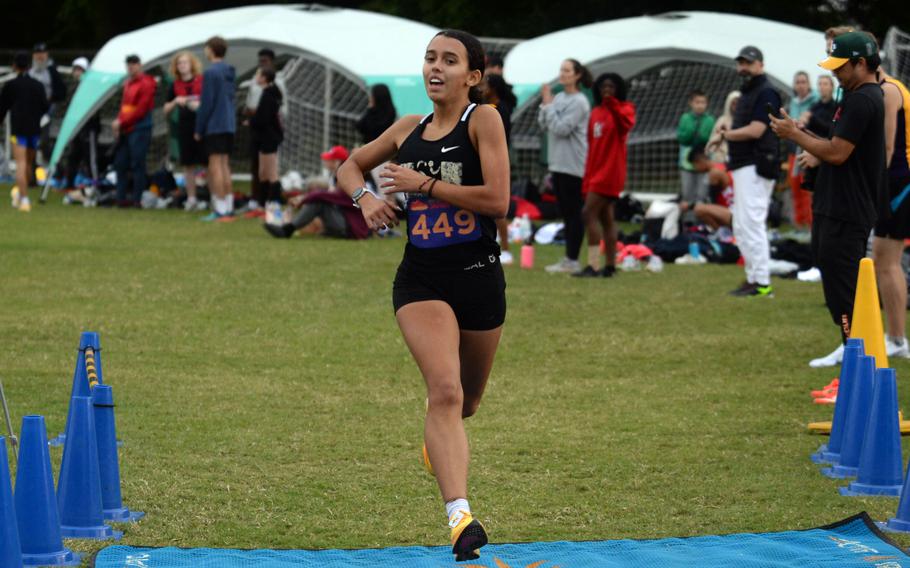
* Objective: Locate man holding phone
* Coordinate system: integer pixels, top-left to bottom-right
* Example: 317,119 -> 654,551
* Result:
770,32 -> 886,357
720,46 -> 782,297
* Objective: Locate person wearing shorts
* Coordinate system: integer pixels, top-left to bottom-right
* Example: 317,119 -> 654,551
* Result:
164,51 -> 205,211
195,36 -> 236,221
873,69 -> 910,358
249,67 -> 284,212
336,29 -> 509,562
0,52 -> 49,212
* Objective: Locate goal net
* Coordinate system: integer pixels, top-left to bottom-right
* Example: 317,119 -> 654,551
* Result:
884,26 -> 910,86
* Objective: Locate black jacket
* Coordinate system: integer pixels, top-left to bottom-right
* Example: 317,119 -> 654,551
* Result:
356,108 -> 396,144
0,73 -> 49,137
250,85 -> 283,147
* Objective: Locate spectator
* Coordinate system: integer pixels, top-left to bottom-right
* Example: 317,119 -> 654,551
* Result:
574,73 -> 636,277
356,84 -> 397,145
706,91 -> 741,163
481,73 -> 517,264
196,36 -> 237,221
684,146 -> 734,231
677,89 -> 715,205
873,64 -> 910,359
163,51 -> 205,211
803,76 -> 837,136
485,55 -> 504,76
63,57 -> 101,192
29,42 -> 66,169
787,71 -> 819,231
720,46 -> 781,298
0,52 -> 48,212
249,67 -> 285,217
770,32 -> 887,364
264,145 -> 371,239
112,54 -> 156,208
243,48 -> 288,216
538,58 -> 593,273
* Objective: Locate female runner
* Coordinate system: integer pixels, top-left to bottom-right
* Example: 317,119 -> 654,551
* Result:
337,29 -> 509,562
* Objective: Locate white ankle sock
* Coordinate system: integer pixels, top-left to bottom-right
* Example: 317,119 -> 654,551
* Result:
226,193 -> 234,213
445,498 -> 470,521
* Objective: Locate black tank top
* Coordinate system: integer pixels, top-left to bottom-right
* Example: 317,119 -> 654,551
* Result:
395,103 -> 499,270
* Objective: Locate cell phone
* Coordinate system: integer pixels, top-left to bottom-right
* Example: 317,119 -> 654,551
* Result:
766,102 -> 780,118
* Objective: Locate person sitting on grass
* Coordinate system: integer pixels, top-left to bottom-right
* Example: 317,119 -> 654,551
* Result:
679,145 -> 734,232
263,145 -> 373,239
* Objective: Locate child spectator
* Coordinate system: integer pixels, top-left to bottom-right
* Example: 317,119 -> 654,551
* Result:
677,89 -> 715,205
163,51 -> 205,211
196,36 -> 237,221
250,67 -> 284,219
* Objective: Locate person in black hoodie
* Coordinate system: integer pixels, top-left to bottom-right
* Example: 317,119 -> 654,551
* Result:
356,84 -> 397,144
250,68 -> 284,212
0,52 -> 49,211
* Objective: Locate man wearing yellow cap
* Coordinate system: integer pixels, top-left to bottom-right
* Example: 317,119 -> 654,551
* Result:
770,31 -> 886,348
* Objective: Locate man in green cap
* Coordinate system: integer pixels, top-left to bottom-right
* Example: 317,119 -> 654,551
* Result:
770,31 -> 886,355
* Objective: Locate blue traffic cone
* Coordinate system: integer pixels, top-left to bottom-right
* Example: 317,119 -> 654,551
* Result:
886,440 -> 910,532
0,436 -> 23,568
812,339 -> 864,464
56,397 -> 121,540
14,416 -> 80,566
93,385 -> 144,522
840,368 -> 903,496
48,334 -> 95,447
84,332 -> 104,386
822,355 -> 876,479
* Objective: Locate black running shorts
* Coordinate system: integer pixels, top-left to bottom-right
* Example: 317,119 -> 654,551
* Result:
392,257 -> 506,331
204,133 -> 234,156
875,177 -> 910,240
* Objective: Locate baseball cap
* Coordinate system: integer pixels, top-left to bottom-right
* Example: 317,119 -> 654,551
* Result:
32,42 -> 48,53
320,145 -> 349,161
819,31 -> 878,70
735,46 -> 763,63
72,57 -> 89,71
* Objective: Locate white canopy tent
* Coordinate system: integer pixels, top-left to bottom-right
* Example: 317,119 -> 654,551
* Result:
48,4 -> 439,179
502,12 -> 829,196
504,11 -> 828,105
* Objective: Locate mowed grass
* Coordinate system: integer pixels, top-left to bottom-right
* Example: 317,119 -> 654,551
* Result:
2,186 -> 910,565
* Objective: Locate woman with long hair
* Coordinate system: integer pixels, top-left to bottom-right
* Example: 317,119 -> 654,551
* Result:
706,90 -> 741,164
356,83 -> 397,144
163,51 -> 205,210
574,73 -> 636,277
481,73 -> 517,263
337,29 -> 509,561
538,58 -> 593,273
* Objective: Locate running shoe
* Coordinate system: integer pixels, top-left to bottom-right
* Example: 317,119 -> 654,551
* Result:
499,250 -> 514,266
199,212 -> 220,222
243,209 -> 266,219
263,223 -> 295,238
10,186 -> 20,208
18,197 -> 31,213
571,265 -> 600,278
216,214 -> 237,223
811,378 -> 838,398
728,281 -> 755,296
809,344 -> 844,368
602,265 -> 617,278
746,284 -> 774,298
449,510 -> 488,562
886,336 -> 910,359
813,395 -> 837,405
422,443 -> 435,476
545,258 -> 580,274
184,197 -> 198,212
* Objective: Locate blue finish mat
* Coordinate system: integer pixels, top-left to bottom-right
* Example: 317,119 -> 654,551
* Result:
93,513 -> 910,567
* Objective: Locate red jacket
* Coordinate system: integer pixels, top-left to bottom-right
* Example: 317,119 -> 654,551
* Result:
117,73 -> 156,133
582,97 -> 636,197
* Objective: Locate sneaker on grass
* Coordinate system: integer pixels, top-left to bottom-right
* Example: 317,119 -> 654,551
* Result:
545,258 -> 580,274
571,265 -> 600,278
500,250 -> 513,265
886,336 -> 910,359
809,343 -> 844,368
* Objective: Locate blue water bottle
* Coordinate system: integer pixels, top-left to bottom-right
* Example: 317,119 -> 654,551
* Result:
688,241 -> 700,259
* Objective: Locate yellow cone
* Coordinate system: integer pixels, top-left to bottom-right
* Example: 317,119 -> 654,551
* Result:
849,258 -> 888,368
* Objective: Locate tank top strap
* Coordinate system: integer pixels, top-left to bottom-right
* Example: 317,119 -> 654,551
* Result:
460,103 -> 478,123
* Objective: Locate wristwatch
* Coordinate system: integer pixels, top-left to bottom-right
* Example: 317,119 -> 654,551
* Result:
351,186 -> 378,208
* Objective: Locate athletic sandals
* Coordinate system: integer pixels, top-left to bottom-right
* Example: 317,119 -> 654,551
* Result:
449,510 -> 488,562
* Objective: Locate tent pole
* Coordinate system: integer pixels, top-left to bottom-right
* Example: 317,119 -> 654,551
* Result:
323,63 -> 332,152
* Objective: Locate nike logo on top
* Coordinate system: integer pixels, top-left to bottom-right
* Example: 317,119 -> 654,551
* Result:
441,146 -> 460,153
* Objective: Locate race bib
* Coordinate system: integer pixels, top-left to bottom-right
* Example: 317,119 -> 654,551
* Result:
407,197 -> 481,248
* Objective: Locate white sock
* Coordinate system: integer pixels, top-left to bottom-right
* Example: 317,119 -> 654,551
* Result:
215,197 -> 228,215
226,193 -> 234,213
445,498 -> 470,521
247,199 -> 260,210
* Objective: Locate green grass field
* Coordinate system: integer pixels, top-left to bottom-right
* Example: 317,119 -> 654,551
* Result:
3,187 -> 910,564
